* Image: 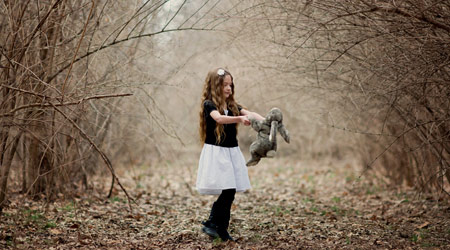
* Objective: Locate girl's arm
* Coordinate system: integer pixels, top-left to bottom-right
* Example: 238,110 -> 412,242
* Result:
240,109 -> 265,121
210,110 -> 250,125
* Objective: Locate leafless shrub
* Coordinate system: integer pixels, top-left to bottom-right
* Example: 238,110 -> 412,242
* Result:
237,0 -> 449,194
0,0 -> 230,209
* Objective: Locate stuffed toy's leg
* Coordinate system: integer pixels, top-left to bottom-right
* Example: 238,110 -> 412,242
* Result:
246,152 -> 261,166
246,141 -> 262,166
266,150 -> 276,158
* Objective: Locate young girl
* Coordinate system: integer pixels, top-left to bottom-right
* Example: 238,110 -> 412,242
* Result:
197,68 -> 264,241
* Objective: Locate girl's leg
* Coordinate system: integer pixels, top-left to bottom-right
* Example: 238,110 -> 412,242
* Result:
216,189 -> 235,231
202,189 -> 236,241
202,202 -> 220,238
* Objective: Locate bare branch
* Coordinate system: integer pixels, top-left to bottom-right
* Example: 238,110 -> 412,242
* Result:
0,93 -> 132,117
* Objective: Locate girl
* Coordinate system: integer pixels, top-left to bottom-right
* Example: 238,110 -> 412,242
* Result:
197,68 -> 264,241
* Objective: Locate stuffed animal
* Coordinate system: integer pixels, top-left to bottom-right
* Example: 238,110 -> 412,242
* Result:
246,108 -> 290,166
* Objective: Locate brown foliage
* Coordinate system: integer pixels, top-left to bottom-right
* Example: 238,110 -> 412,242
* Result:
1,159 -> 449,249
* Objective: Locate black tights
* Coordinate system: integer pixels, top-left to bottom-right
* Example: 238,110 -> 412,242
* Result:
204,189 -> 236,231
215,189 -> 236,209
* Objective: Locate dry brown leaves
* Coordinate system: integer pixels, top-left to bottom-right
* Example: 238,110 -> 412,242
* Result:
1,158 -> 449,249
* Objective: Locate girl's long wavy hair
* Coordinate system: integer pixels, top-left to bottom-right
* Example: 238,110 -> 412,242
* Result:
199,68 -> 241,143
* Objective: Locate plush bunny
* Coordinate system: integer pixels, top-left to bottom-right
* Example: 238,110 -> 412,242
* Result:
246,108 -> 290,166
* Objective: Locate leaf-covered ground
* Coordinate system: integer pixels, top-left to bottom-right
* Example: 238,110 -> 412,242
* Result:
1,158 -> 449,249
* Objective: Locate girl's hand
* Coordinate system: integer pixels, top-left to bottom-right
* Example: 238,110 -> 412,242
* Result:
240,116 -> 251,126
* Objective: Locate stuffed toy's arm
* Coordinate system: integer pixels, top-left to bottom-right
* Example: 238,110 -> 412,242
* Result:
249,117 -> 263,132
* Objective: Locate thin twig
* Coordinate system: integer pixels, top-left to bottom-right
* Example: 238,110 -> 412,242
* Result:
60,0 -> 95,102
0,93 -> 132,117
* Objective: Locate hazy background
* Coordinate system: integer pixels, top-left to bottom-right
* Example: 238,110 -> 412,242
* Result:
1,0 -> 448,203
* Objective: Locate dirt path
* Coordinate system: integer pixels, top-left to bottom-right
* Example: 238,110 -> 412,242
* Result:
1,158 -> 449,249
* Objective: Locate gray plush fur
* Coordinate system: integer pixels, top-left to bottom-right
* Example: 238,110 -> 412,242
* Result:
246,108 -> 290,166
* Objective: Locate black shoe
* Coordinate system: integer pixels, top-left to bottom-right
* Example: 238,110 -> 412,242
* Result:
202,218 -> 234,241
217,227 -> 234,241
202,224 -> 219,238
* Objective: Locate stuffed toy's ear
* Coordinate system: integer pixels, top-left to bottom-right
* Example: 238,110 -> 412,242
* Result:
269,121 -> 278,143
279,124 -> 290,143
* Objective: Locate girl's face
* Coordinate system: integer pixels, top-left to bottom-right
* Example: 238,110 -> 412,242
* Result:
223,75 -> 233,99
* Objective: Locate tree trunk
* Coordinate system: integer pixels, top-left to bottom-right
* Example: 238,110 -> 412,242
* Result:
0,133 -> 22,210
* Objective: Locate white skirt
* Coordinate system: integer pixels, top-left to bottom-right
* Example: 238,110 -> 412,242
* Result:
196,144 -> 251,195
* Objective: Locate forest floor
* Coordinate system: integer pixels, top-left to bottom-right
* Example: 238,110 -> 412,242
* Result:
1,157 -> 449,249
